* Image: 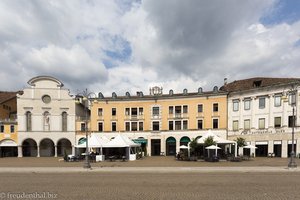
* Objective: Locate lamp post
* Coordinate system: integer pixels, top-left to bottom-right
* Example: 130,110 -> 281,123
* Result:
288,88 -> 297,168
77,89 -> 96,169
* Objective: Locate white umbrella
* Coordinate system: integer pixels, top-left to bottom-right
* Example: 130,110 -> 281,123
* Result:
205,145 -> 221,157
243,145 -> 257,149
179,145 -> 189,149
205,145 -> 221,150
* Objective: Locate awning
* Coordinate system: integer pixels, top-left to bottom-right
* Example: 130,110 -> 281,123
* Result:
133,138 -> 147,144
180,137 -> 190,143
0,139 -> 17,147
166,137 -> 176,143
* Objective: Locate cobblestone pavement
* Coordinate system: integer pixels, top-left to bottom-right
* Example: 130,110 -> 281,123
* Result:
0,172 -> 299,200
0,156 -> 296,167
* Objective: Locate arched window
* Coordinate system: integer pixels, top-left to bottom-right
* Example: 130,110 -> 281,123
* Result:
62,112 -> 68,132
26,111 -> 32,131
43,111 -> 50,131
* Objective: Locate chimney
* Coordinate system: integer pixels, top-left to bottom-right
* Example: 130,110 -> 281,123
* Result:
224,78 -> 228,85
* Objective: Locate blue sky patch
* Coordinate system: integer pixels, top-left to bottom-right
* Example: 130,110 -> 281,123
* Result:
260,1 -> 300,25
103,35 -> 132,68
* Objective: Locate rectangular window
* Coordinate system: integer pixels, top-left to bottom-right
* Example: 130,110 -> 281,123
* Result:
244,99 -> 251,110
139,122 -> 143,131
152,121 -> 160,131
259,118 -> 265,129
152,107 -> 159,116
175,106 -> 181,114
169,121 -> 174,130
125,108 -> 130,116
244,119 -> 250,130
233,101 -> 239,111
289,93 -> 296,105
197,120 -> 203,130
198,104 -> 203,113
213,103 -> 218,112
112,108 -> 116,116
233,120 -> 239,131
131,108 -> 138,116
183,105 -> 188,114
80,123 -> 86,132
289,116 -> 296,127
139,108 -> 144,115
98,122 -> 103,132
274,117 -> 281,128
175,121 -> 181,130
112,122 -> 117,131
213,119 -> 218,129
125,122 -> 130,131
259,97 -> 265,109
274,95 -> 281,107
183,120 -> 188,130
98,108 -> 103,116
169,106 -> 173,114
131,122 -> 138,131
10,125 -> 14,133
0,125 -> 4,133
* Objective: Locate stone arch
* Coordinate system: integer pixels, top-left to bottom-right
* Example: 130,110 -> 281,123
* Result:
39,138 -> 55,157
22,138 -> 37,157
57,138 -> 72,157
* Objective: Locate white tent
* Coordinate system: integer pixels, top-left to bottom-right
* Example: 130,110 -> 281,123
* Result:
75,134 -> 109,148
205,145 -> 221,156
103,134 -> 140,148
179,145 -> 189,149
197,130 -> 237,156
103,134 -> 140,161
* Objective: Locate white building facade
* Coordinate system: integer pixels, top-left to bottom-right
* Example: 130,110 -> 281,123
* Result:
223,78 -> 300,158
17,76 -> 76,157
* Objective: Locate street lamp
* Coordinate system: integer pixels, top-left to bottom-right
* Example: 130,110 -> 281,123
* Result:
76,89 -> 96,169
283,85 -> 298,168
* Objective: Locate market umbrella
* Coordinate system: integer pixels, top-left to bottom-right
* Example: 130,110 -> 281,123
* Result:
205,145 -> 221,157
179,145 -> 189,149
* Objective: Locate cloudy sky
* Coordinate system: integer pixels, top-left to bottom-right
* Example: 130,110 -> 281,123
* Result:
1,0 -> 300,96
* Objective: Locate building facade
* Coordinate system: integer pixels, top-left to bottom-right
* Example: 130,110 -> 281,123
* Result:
222,77 -> 300,158
81,86 -> 228,156
17,76 -> 76,157
0,91 -> 19,157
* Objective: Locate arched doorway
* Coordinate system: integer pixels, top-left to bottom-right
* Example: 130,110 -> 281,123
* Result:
166,137 -> 176,156
0,139 -> 18,157
40,138 -> 55,157
180,136 -> 190,146
57,139 -> 72,157
22,139 -> 37,157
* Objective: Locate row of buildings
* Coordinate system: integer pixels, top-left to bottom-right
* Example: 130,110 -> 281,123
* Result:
0,76 -> 299,158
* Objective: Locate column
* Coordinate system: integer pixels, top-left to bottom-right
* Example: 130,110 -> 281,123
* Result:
161,136 -> 166,156
18,146 -> 23,157
268,140 -> 274,154
147,138 -> 151,156
250,141 -> 256,157
282,140 -> 288,158
54,145 -> 58,157
176,137 -> 180,155
37,145 -> 40,157
296,139 -> 300,158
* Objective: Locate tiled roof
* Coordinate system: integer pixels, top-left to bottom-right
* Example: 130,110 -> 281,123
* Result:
220,77 -> 300,92
0,91 -> 19,104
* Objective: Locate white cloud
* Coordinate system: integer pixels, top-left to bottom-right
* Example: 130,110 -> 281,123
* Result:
0,0 -> 300,95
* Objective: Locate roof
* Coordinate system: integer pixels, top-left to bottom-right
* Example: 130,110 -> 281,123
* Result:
0,91 -> 19,104
27,76 -> 64,87
197,130 -> 236,144
220,77 -> 300,92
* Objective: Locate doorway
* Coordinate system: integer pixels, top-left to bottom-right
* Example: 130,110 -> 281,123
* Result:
151,139 -> 161,156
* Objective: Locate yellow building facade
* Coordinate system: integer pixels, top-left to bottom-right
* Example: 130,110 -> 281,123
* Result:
81,88 -> 228,156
